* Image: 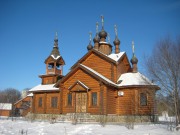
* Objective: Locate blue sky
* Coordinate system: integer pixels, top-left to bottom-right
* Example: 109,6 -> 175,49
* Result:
0,0 -> 180,91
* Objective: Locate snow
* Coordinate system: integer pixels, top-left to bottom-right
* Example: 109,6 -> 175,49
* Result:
69,80 -> 90,90
99,41 -> 109,44
108,52 -> 125,61
51,55 -> 60,60
27,93 -> 33,97
81,64 -> 156,88
0,103 -> 12,110
29,84 -> 59,92
117,72 -> 155,86
77,81 -> 89,90
0,117 -> 179,135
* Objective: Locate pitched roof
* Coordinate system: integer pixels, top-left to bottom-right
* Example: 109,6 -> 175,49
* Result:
51,54 -> 60,60
108,52 -> 125,61
68,80 -> 90,90
80,64 -> 118,87
29,84 -> 59,92
55,63 -> 118,87
27,93 -> 33,96
71,49 -> 127,69
117,72 -> 156,87
0,103 -> 12,110
56,62 -> 159,90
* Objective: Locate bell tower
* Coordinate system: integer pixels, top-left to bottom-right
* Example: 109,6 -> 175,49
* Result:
39,32 -> 65,85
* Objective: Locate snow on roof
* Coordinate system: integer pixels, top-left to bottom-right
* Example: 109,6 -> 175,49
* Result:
108,52 -> 125,61
51,55 -> 60,60
0,103 -> 12,110
68,80 -> 90,90
118,72 -> 154,86
27,93 -> 33,97
99,41 -> 109,44
77,80 -> 89,89
81,64 -> 155,88
29,84 -> 59,92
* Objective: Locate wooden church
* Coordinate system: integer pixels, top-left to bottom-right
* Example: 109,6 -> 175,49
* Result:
22,17 -> 159,121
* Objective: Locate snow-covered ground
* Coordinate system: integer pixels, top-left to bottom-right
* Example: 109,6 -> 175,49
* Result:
0,117 -> 179,135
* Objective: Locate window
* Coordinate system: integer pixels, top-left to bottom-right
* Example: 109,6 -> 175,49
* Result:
140,93 -> 147,106
38,97 -> 42,107
67,93 -> 72,106
92,92 -> 97,106
48,63 -> 54,69
51,97 -> 58,108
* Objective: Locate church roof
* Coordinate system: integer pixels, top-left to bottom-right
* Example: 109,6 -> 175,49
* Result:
51,54 -> 61,60
81,64 -> 158,88
56,63 -> 159,89
29,84 -> 59,92
44,32 -> 65,65
0,103 -> 12,110
27,93 -> 33,96
71,49 -> 127,69
108,52 -> 125,61
80,64 -> 118,87
68,80 -> 90,90
117,72 -> 157,87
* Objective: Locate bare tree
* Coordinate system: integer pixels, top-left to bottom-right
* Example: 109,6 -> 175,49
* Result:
145,36 -> 180,126
0,88 -> 21,117
0,88 -> 21,104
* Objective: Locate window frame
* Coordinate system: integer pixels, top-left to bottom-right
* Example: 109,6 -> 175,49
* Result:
67,93 -> 72,106
51,96 -> 58,108
38,97 -> 42,108
92,92 -> 97,106
140,93 -> 147,106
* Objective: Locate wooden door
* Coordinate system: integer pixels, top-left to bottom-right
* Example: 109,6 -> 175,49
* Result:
75,92 -> 87,113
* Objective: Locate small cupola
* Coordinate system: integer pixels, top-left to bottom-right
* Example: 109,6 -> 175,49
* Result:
98,16 -> 112,55
130,40 -> 138,73
113,25 -> 120,54
87,32 -> 93,51
93,22 -> 100,50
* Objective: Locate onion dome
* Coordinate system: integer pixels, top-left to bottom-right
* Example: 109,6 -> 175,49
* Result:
87,32 -> 93,51
99,16 -> 107,39
113,37 -> 120,45
93,22 -> 100,43
131,54 -> 138,64
87,43 -> 93,50
113,25 -> 120,45
99,29 -> 107,39
93,34 -> 100,43
131,40 -> 138,64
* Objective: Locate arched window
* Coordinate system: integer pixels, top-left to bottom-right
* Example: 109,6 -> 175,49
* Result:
140,93 -> 147,106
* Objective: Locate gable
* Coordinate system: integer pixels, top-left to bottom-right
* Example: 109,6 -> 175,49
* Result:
68,80 -> 90,92
44,55 -> 65,65
71,49 -> 118,70
61,66 -> 100,91
116,53 -> 131,79
44,55 -> 56,63
56,64 -> 119,89
69,49 -> 130,82
82,52 -> 112,79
